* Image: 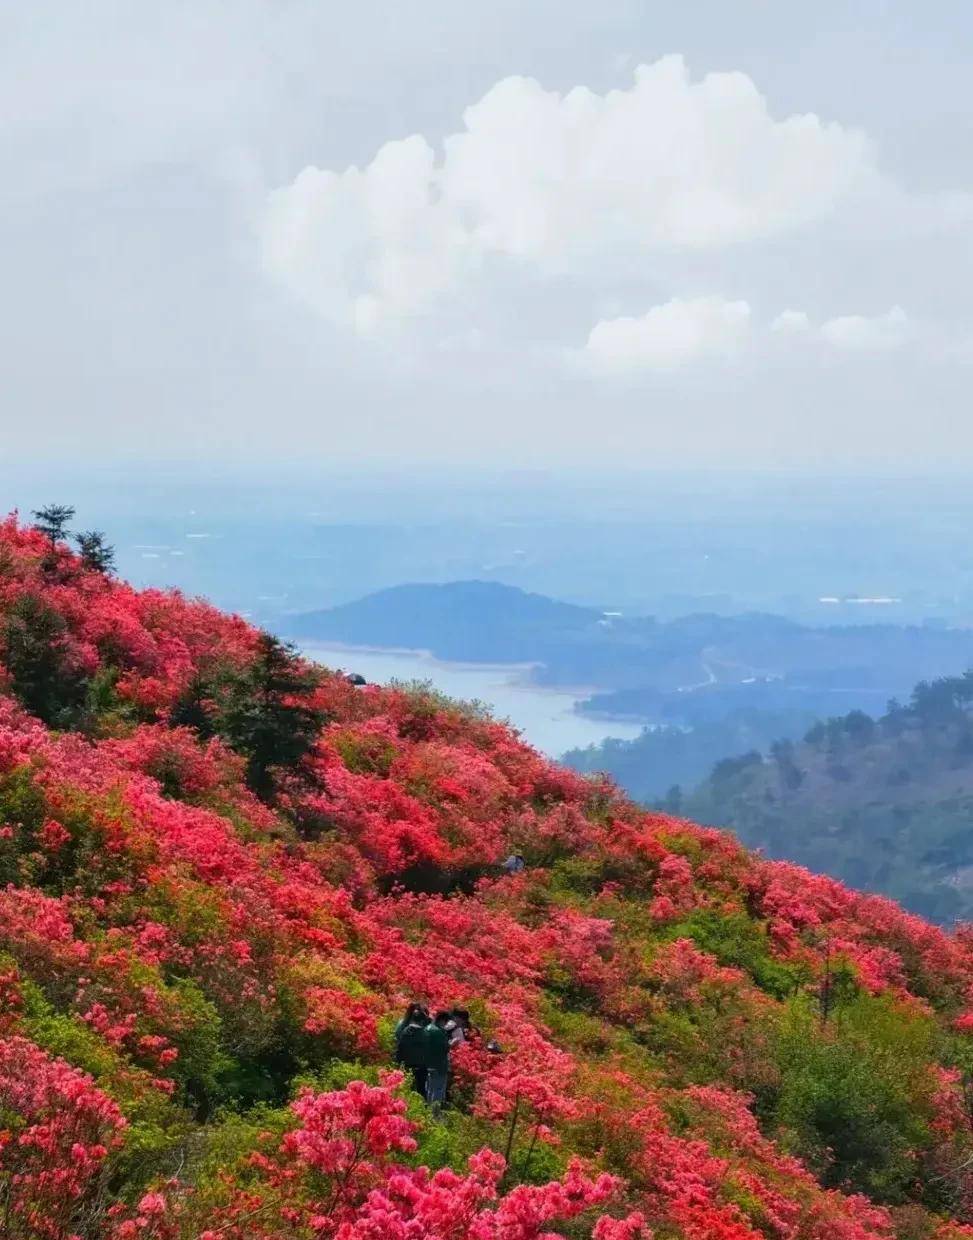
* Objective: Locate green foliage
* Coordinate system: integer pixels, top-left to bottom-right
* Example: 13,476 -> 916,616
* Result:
79,664 -> 134,736
19,978 -> 191,1191
178,1104 -> 294,1222
664,909 -> 807,999
0,764 -> 48,884
169,670 -> 217,735
411,1104 -> 474,1170
331,729 -> 397,777
685,671 -> 973,924
549,852 -> 648,896
168,638 -> 328,803
215,1044 -> 297,1110
1,592 -> 87,725
216,634 -> 326,800
543,956 -> 605,1015
74,529 -> 116,575
391,679 -> 497,744
567,708 -> 818,802
162,977 -> 232,1105
21,978 -> 118,1080
632,1005 -> 730,1088
539,996 -> 633,1060
31,504 -> 75,551
769,993 -> 939,1203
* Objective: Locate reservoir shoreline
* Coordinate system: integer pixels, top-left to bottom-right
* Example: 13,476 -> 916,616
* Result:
300,640 -> 643,757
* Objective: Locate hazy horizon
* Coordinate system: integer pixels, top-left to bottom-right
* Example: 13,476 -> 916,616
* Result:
3,464 -> 972,636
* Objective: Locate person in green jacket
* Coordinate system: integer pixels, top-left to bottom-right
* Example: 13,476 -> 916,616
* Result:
393,1002 -> 430,1097
423,1010 -> 452,1114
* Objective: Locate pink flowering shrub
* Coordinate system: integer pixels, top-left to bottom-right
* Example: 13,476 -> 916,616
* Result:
0,514 -> 969,1237
0,1036 -> 127,1238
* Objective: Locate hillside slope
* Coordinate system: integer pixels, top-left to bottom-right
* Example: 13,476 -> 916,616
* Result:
564,708 -> 820,803
2,515 -> 973,1239
685,683 -> 973,926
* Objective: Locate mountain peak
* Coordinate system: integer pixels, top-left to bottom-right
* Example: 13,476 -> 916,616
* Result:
289,578 -> 600,660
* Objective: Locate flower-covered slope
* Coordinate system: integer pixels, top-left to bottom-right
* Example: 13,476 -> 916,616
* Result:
1,513 -> 973,1238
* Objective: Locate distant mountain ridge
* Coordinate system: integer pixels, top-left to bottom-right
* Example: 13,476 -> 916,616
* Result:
290,581 -> 973,728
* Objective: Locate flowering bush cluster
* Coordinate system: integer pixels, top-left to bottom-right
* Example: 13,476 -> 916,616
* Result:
0,1036 -> 127,1238
0,513 -> 972,1237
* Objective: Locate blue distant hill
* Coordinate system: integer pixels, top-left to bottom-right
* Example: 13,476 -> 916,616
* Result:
289,580 -> 601,663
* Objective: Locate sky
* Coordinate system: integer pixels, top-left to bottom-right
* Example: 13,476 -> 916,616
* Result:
3,1 -> 973,471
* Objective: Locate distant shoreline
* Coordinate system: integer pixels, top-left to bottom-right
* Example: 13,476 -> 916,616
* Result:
299,639 -> 614,704
300,637 -> 539,674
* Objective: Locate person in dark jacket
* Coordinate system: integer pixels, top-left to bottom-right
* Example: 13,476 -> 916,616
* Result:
423,1010 -> 452,1114
394,1001 -> 427,1041
393,1002 -> 430,1097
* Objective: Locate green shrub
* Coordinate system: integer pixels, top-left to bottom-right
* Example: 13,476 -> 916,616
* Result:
770,993 -> 939,1202
664,908 -> 807,999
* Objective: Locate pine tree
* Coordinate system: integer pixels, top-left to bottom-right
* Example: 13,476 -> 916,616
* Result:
75,530 -> 116,575
31,504 -> 75,553
219,634 -> 326,800
2,592 -> 85,724
170,672 -> 215,736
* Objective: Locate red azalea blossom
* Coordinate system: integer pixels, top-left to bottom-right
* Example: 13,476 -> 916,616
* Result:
0,515 -> 969,1238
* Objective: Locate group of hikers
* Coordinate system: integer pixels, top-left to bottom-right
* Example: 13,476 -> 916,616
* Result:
390,866 -> 525,1110
393,1002 -> 499,1112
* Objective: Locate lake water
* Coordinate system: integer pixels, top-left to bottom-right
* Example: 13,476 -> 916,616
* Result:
301,642 -> 644,757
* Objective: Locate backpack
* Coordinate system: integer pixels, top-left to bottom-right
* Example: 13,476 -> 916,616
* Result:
396,1020 -> 427,1067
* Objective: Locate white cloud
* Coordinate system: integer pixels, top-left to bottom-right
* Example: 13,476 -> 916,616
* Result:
262,55 -> 871,333
771,309 -> 811,334
263,136 -> 462,333
583,296 -> 751,373
578,300 -> 923,375
770,305 -> 915,353
819,305 -> 911,351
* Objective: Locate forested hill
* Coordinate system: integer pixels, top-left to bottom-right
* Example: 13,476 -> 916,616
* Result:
290,580 -> 600,662
564,707 -> 820,804
5,511 -> 973,1238
686,675 -> 973,925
